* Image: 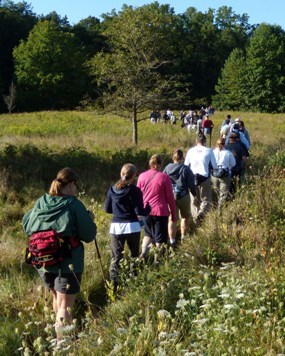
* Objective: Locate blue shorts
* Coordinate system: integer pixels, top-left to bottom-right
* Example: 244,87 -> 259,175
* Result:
144,215 -> 168,244
38,270 -> 82,294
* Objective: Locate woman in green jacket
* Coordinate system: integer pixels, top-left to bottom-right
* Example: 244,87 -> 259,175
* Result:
23,167 -> 97,339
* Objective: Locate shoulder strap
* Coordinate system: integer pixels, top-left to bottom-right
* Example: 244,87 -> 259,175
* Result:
142,171 -> 158,193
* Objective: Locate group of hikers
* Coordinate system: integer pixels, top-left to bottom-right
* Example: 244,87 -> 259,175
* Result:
22,113 -> 250,344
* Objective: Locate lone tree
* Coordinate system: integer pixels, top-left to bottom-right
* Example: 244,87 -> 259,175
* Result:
89,3 -> 186,145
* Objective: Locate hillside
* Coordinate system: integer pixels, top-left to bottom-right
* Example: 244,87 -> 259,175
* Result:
0,110 -> 285,354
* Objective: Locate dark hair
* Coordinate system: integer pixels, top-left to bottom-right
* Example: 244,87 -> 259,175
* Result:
172,149 -> 184,162
49,167 -> 79,196
229,133 -> 239,140
115,163 -> 137,190
196,134 -> 206,145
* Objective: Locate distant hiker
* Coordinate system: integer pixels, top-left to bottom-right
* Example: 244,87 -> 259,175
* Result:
211,138 -> 236,208
237,119 -> 251,147
185,134 -> 218,225
226,123 -> 250,149
23,167 -> 97,340
150,110 -> 157,123
163,149 -> 196,244
105,163 -> 150,292
221,114 -> 233,127
170,113 -> 177,125
220,118 -> 231,138
202,114 -> 214,145
137,154 -> 176,259
225,133 -> 247,194
196,116 -> 203,135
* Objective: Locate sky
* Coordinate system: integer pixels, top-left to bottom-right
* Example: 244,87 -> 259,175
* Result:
27,0 -> 285,29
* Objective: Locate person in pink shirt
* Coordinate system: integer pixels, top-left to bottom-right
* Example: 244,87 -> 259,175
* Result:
137,154 -> 176,258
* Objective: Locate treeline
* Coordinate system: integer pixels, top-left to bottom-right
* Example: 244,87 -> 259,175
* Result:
1,0 -> 285,114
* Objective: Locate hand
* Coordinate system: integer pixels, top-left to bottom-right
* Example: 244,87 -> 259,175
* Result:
193,196 -> 199,207
88,210 -> 95,220
145,202 -> 151,215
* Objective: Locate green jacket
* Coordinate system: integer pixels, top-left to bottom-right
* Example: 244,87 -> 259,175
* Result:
23,194 -> 97,273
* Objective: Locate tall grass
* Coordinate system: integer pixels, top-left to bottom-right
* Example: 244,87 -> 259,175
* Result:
0,110 -> 285,354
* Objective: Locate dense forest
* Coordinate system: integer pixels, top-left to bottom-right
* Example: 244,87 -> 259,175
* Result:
1,0 -> 285,114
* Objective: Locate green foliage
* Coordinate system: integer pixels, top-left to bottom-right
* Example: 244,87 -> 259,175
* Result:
13,20 -> 88,110
213,48 -> 246,110
244,24 -> 285,113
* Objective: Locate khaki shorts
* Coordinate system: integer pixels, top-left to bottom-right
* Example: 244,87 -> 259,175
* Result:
176,194 -> 191,219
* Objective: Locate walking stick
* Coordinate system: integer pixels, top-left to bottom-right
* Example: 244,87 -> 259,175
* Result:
94,238 -> 106,283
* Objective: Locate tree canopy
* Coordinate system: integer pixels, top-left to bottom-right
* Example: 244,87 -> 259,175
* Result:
0,0 -> 283,116
13,20 -> 87,110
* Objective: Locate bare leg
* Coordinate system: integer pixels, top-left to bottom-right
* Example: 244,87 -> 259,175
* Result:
54,292 -> 77,339
51,289 -> 58,315
140,235 -> 153,258
180,217 -> 190,239
168,219 -> 177,244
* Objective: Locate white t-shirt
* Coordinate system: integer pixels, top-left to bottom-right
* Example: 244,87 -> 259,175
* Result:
185,145 -> 218,176
213,147 -> 236,169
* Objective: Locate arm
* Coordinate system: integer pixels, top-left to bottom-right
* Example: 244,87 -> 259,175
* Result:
71,200 -> 97,243
184,150 -> 191,167
186,166 -> 196,196
164,175 -> 177,222
132,187 -> 151,216
104,188 -> 113,214
210,150 -> 218,170
229,152 -> 236,169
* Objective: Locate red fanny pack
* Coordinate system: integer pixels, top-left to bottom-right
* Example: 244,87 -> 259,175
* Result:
25,229 -> 80,268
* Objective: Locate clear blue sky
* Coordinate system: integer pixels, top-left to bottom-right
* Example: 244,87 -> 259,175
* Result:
27,0 -> 285,29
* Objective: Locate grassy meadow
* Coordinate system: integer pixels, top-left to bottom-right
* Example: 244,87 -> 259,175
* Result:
0,110 -> 285,355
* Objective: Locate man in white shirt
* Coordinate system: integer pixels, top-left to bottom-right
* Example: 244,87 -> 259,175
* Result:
185,134 -> 218,225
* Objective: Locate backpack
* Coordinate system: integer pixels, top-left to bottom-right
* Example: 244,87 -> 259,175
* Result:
25,229 -> 79,268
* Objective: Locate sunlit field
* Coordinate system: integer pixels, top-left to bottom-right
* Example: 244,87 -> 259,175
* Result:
0,110 -> 285,354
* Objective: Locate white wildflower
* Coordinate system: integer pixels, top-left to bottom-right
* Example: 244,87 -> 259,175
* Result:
117,328 -> 127,335
157,309 -> 170,319
193,318 -> 208,324
158,331 -> 168,340
224,304 -> 235,310
176,298 -> 189,309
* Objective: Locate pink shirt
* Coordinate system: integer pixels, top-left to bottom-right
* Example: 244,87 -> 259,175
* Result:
137,169 -> 176,221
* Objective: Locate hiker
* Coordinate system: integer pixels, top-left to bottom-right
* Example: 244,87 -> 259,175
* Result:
23,167 -> 97,340
226,123 -> 250,149
163,149 -> 196,245
221,114 -> 233,127
202,114 -> 214,145
224,133 -> 247,194
211,138 -> 236,209
104,163 -> 151,291
196,115 -> 203,135
184,134 -> 218,225
137,154 -> 176,258
237,119 -> 251,147
220,118 -> 231,138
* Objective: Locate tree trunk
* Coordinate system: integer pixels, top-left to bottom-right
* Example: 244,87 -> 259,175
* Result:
132,109 -> 138,145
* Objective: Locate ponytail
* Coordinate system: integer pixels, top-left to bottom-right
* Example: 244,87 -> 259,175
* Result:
49,167 -> 79,196
115,163 -> 137,190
